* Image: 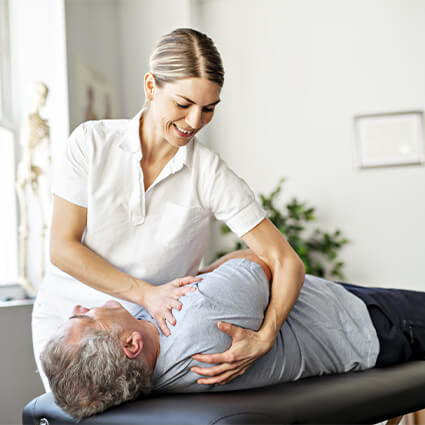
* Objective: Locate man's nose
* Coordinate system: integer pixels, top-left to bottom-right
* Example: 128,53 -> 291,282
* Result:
104,300 -> 121,308
73,305 -> 90,315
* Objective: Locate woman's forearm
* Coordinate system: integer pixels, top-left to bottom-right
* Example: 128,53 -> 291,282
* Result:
51,240 -> 150,305
241,218 -> 306,348
258,257 -> 305,346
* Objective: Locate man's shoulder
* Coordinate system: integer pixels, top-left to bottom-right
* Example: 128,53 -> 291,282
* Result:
198,259 -> 269,309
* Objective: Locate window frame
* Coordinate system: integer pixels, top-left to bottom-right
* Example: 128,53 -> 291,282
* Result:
0,0 -> 21,292
0,0 -> 12,125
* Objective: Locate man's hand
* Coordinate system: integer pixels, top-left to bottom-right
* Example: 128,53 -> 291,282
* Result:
143,276 -> 200,336
190,322 -> 273,385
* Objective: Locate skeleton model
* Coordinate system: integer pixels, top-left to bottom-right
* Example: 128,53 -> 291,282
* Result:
16,82 -> 51,296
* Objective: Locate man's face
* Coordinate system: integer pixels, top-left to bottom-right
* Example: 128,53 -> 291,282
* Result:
63,300 -> 138,345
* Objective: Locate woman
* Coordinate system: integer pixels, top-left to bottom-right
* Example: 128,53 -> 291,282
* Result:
32,28 -> 305,390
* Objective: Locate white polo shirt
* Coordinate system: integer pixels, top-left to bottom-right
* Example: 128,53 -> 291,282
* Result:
45,109 -> 265,315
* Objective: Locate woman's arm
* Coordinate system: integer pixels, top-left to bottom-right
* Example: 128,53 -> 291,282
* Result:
191,218 -> 305,385
50,195 -> 199,335
243,218 -> 305,343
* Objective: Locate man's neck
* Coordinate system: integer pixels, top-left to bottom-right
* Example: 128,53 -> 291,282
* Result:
137,320 -> 161,370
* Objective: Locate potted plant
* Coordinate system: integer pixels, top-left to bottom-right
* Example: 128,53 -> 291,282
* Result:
217,178 -> 349,280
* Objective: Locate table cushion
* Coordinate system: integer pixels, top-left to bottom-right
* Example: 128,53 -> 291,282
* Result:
23,361 -> 425,424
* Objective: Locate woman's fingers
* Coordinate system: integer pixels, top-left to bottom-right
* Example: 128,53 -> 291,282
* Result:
148,276 -> 201,337
169,299 -> 183,311
177,286 -> 197,298
196,364 -> 248,385
156,315 -> 171,337
195,359 -> 252,385
191,361 -> 241,377
176,276 -> 202,287
164,307 -> 176,327
190,323 -> 269,385
192,351 -> 233,364
217,366 -> 250,386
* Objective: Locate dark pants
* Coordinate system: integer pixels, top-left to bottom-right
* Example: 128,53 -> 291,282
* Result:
339,282 -> 425,367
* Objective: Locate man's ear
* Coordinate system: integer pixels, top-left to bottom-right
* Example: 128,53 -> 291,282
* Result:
120,331 -> 144,359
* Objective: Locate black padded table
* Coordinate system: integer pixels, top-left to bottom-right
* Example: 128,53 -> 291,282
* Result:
23,361 -> 425,424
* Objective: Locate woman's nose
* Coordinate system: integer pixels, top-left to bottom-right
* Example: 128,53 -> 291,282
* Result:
186,107 -> 202,130
72,305 -> 90,315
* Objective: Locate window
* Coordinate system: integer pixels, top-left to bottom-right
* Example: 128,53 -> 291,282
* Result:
0,0 -> 12,122
0,0 -> 18,285
0,127 -> 18,284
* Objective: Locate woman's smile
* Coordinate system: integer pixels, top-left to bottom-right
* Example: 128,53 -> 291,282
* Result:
173,123 -> 196,138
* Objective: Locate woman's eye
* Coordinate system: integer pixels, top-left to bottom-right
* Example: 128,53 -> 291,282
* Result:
203,107 -> 215,113
176,102 -> 190,109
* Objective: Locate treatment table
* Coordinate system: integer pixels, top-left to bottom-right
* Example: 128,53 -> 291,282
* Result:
23,360 -> 425,424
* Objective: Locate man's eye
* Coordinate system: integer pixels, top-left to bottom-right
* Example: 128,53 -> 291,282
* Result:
176,102 -> 190,109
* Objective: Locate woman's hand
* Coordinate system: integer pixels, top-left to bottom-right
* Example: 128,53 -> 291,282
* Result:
143,276 -> 201,336
191,321 -> 273,385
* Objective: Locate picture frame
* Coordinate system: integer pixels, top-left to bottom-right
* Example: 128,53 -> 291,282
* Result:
354,111 -> 425,168
74,55 -> 118,126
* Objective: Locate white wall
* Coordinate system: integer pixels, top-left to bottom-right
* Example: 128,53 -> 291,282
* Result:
65,0 -> 197,124
65,0 -> 122,130
118,0 -> 194,117
197,0 -> 425,289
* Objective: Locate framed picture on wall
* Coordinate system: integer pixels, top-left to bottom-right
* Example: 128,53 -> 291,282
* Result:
74,55 -> 119,126
354,111 -> 425,168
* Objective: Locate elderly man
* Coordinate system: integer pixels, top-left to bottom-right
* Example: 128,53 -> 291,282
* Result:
41,250 -> 425,420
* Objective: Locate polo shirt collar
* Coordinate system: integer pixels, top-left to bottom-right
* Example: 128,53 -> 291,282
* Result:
171,138 -> 194,170
118,108 -> 144,154
118,108 -> 194,170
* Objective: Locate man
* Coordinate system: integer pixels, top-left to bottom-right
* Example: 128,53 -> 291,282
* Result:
41,250 -> 425,421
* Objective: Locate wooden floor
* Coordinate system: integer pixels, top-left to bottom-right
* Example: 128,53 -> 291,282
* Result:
381,411 -> 425,425
402,410 -> 425,425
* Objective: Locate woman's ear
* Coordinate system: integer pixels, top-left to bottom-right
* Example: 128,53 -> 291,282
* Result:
144,72 -> 156,101
121,331 -> 144,359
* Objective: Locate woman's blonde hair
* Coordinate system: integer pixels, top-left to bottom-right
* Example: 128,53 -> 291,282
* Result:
150,28 -> 224,88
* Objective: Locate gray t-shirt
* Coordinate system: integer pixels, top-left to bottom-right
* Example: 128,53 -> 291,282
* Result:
135,259 -> 379,393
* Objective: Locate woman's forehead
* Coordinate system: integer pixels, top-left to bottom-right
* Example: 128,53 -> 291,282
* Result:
164,77 -> 221,104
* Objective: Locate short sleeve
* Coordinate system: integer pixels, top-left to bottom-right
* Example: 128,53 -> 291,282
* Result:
52,123 -> 89,207
203,152 -> 266,237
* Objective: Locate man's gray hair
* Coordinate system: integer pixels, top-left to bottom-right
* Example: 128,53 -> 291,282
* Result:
40,327 -> 152,421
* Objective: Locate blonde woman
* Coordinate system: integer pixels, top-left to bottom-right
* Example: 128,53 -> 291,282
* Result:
32,28 -> 305,390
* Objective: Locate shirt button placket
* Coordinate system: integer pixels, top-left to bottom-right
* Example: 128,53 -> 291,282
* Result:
131,157 -> 145,225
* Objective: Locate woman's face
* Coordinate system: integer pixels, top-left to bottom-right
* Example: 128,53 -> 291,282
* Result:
146,75 -> 221,148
